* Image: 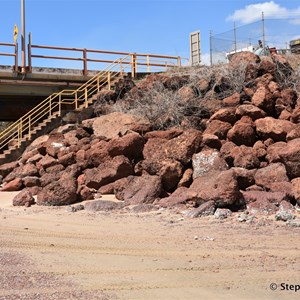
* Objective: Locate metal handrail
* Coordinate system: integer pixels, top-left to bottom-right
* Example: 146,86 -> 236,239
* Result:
0,42 -> 18,71
0,55 -> 132,150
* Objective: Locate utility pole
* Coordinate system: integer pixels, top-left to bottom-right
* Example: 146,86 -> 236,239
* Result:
262,11 -> 265,48
21,0 -> 26,73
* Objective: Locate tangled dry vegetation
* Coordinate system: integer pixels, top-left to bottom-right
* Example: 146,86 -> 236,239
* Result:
94,53 -> 300,131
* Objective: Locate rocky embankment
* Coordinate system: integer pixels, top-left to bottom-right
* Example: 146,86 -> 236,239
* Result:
1,52 -> 300,224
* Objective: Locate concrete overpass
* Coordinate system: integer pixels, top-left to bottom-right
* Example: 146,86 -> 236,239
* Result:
0,42 -> 183,121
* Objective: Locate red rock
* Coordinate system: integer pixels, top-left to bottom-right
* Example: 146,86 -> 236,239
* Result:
252,86 -> 273,114
265,141 -> 286,163
286,124 -> 300,141
178,86 -> 196,102
58,152 -> 76,167
235,104 -> 266,121
159,187 -> 198,208
255,117 -> 296,141
232,167 -> 256,190
178,168 -> 193,188
247,198 -> 279,214
223,92 -> 240,106
84,155 -> 134,190
85,140 -> 109,167
98,182 -> 115,194
291,106 -> 300,123
143,129 -> 202,165
36,155 -> 58,169
40,172 -> 62,187
276,138 -> 300,178
259,58 -> 276,75
189,169 -> 240,207
45,164 -> 65,174
163,75 -> 189,90
144,128 -> 183,140
42,133 -> 67,158
227,119 -> 256,146
23,176 -> 40,188
120,175 -> 163,205
255,73 -> 274,88
208,107 -> 237,125
201,134 -> 222,150
37,175 -> 78,206
252,141 -> 267,159
92,112 -> 151,139
107,132 -> 144,159
268,81 -> 280,93
254,163 -> 289,189
220,141 -> 237,166
242,190 -> 287,205
291,178 -> 300,205
1,178 -> 23,191
229,51 -> 260,67
134,158 -> 183,192
195,78 -> 211,95
229,145 -> 260,169
192,149 -> 228,179
203,120 -> 232,140
269,181 -> 294,199
12,189 -> 35,206
79,185 -> 95,201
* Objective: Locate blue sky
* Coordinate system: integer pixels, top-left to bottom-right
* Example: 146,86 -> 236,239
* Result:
0,0 -> 300,67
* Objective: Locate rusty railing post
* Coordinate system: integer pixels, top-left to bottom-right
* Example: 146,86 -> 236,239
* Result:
75,91 -> 78,110
131,53 -> 137,79
146,55 -> 150,72
14,42 -> 19,72
83,48 -> 87,76
177,56 -> 181,67
119,58 -> 123,75
27,32 -> 32,73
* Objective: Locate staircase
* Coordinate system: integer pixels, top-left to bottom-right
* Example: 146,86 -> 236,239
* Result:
0,55 -> 131,164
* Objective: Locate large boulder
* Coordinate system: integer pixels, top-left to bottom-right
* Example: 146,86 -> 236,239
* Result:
143,129 -> 202,165
115,175 -> 163,205
106,132 -> 144,159
92,112 -> 150,139
276,138 -> 300,178
255,117 -> 296,141
0,161 -> 19,178
235,104 -> 266,121
203,120 -> 232,140
1,178 -> 23,191
12,189 -> 35,207
251,86 -> 274,114
36,176 -> 78,206
254,163 -> 289,189
229,145 -> 260,169
84,155 -> 134,190
192,149 -> 228,179
227,117 -> 256,146
189,169 -> 241,207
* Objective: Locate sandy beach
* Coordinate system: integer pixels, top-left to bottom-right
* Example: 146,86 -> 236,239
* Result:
0,192 -> 300,300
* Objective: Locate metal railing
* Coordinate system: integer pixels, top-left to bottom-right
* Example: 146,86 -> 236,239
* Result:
0,42 -> 18,72
28,42 -> 181,77
0,55 -> 132,151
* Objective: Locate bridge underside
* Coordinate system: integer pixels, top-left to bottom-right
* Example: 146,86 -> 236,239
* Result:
0,66 -> 99,121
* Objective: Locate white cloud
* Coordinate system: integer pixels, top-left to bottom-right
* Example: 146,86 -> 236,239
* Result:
226,1 -> 300,24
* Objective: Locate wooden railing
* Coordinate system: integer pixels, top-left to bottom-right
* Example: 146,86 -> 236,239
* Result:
0,55 -> 132,150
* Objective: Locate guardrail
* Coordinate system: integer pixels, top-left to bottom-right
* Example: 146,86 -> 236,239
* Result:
28,43 -> 181,77
0,42 -> 18,72
1,36 -> 183,77
0,55 -> 132,150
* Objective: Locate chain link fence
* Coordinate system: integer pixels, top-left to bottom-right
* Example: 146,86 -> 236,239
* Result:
211,15 -> 300,65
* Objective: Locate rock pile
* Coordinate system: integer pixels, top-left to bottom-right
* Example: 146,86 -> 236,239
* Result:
1,51 -> 300,219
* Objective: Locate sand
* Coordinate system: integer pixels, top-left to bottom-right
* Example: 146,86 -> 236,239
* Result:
0,192 -> 300,300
